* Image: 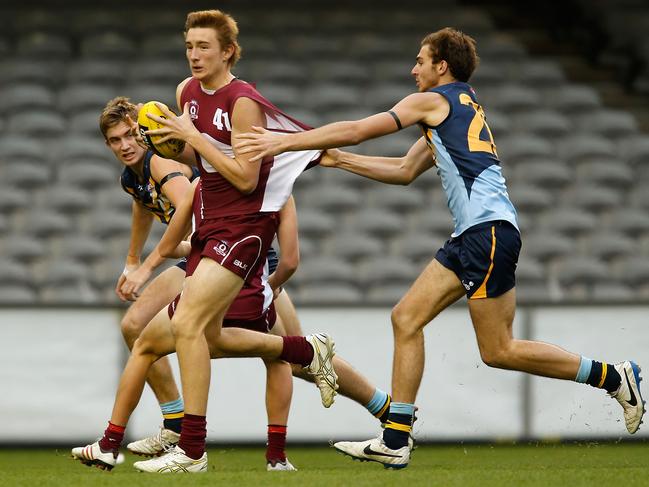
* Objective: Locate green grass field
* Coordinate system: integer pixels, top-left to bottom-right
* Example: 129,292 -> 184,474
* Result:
1,443 -> 647,487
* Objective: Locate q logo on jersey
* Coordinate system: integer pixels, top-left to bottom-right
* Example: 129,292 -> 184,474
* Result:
189,100 -> 199,120
213,241 -> 229,257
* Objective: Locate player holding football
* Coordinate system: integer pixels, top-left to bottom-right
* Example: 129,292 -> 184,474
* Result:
236,27 -> 645,468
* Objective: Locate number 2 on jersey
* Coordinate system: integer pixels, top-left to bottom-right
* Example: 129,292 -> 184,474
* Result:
459,93 -> 497,156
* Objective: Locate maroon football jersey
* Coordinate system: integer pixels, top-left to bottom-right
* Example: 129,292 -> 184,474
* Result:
180,77 -> 321,219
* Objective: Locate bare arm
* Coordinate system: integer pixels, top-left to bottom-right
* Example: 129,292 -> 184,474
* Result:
235,92 -> 449,161
268,195 -> 299,293
321,137 -> 434,185
115,201 -> 154,301
157,179 -> 198,259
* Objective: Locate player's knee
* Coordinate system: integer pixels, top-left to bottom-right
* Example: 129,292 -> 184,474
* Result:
479,345 -> 512,369
170,313 -> 201,341
120,314 -> 144,348
132,334 -> 156,358
391,303 -> 422,338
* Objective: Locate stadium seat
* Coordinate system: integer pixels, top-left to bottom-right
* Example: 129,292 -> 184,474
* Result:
56,137 -> 112,165
311,61 -> 369,86
17,32 -> 72,59
58,163 -> 117,188
249,85 -> 302,112
364,186 -> 423,212
364,84 -> 413,111
1,235 -> 46,261
57,84 -> 122,115
326,232 -> 384,261
587,232 -> 636,260
614,257 -> 649,286
7,111 -> 66,136
513,160 -> 572,188
41,185 -> 93,214
546,84 -> 602,114
415,208 -> 455,235
556,256 -> 609,286
508,185 -> 553,213
564,185 -> 622,212
576,109 -> 638,139
0,60 -> 64,87
284,35 -> 346,60
357,255 -> 418,286
65,59 -> 128,86
306,185 -> 362,212
99,186 -> 135,213
21,210 -> 71,237
302,83 -> 361,111
122,84 -> 177,110
618,134 -> 649,165
2,162 -> 51,188
293,209 -> 336,238
539,208 -> 597,236
476,35 -> 527,62
0,187 -> 28,212
575,159 -> 633,188
0,285 -> 37,304
558,134 -> 616,163
247,61 -> 307,87
488,85 -> 541,113
516,60 -> 566,87
522,232 -> 574,261
591,282 -> 635,302
292,257 -> 356,286
89,212 -> 135,238
484,109 -> 511,136
366,283 -> 412,304
0,259 -> 33,287
516,258 -> 546,284
40,283 -> 100,304
605,209 -> 649,236
513,110 -> 572,138
393,232 -> 444,262
349,208 -> 404,236
80,32 -> 137,59
497,134 -> 554,163
297,283 -> 363,305
57,236 -> 106,262
0,135 -> 48,164
363,131 -> 419,157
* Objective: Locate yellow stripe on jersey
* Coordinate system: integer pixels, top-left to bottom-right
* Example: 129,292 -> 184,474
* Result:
471,225 -> 497,299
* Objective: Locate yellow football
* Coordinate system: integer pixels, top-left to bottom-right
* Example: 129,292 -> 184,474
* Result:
137,101 -> 186,159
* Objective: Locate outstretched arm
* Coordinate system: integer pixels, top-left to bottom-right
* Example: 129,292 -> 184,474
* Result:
235,92 -> 448,161
321,136 -> 434,185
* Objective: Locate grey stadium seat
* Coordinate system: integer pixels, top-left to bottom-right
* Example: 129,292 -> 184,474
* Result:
89,212 -> 135,238
306,185 -> 362,212
0,285 -> 38,304
141,34 -> 186,59
605,209 -> 649,236
618,134 -> 649,165
0,187 -> 28,211
3,162 -> 51,188
394,232 -> 444,262
56,137 -> 112,165
0,135 -> 48,164
366,283 -> 412,304
57,84 -> 121,115
350,209 -> 404,237
415,208 -> 455,235
364,84 -> 412,111
57,236 -> 105,262
615,257 -> 649,286
253,85 -> 303,112
40,283 -> 100,304
516,61 -> 566,87
564,185 -> 622,212
294,209 -> 336,238
0,60 -> 65,87
539,208 -> 597,236
497,134 -> 554,163
364,186 -> 423,212
484,109 -> 511,137
558,134 -> 616,163
17,32 -> 72,59
0,85 -> 56,116
575,110 -> 638,139
513,110 -> 572,138
556,256 -> 609,286
476,36 -> 527,62
311,61 -> 369,86
65,59 -> 128,86
0,258 -> 33,287
249,61 -> 309,86
67,110 -> 109,135
292,257 -> 356,286
80,32 -> 137,59
122,84 -> 177,110
297,283 -> 363,305
302,84 -> 361,111
522,232 -> 574,261
99,186 -> 135,213
471,63 -> 506,89
507,185 -> 553,213
513,160 -> 572,188
587,232 -> 636,260
325,233 -> 384,261
488,85 -> 541,113
58,163 -> 117,188
364,131 -> 419,157
1,235 -> 46,261
515,258 -> 546,284
41,185 -> 93,214
591,283 -> 635,302
7,111 -> 66,136
21,210 -> 71,237
546,85 -> 602,114
575,159 -> 633,188
356,256 -> 418,287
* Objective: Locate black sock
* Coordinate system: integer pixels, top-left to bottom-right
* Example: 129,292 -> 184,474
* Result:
382,412 -> 412,449
163,417 -> 183,434
586,361 -> 621,393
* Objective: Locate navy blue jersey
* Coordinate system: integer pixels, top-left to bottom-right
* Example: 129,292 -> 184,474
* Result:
420,82 -> 518,236
120,150 -> 200,224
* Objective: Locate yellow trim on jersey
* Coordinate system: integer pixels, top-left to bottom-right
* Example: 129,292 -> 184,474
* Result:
162,412 -> 185,420
597,363 -> 608,388
471,225 -> 497,299
385,421 -> 412,433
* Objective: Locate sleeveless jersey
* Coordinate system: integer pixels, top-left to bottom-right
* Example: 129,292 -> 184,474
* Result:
420,82 -> 518,237
189,180 -> 273,319
180,78 -> 321,219
120,150 -> 200,224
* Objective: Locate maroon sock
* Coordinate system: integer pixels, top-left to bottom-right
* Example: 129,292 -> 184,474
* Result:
279,336 -> 314,367
98,422 -> 125,453
178,414 -> 207,460
266,425 -> 287,463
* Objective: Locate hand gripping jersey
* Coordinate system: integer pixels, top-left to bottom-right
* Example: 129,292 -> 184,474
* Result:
120,150 -> 200,224
180,78 -> 321,219
419,82 -> 518,237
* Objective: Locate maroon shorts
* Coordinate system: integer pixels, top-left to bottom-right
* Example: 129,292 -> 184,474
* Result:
188,212 -> 279,282
167,294 -> 276,334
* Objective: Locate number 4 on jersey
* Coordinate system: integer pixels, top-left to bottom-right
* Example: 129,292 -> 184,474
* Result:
212,108 -> 232,131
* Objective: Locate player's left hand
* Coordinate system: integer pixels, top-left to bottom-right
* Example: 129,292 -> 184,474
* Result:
119,265 -> 152,301
320,148 -> 343,168
234,126 -> 285,162
146,102 -> 199,144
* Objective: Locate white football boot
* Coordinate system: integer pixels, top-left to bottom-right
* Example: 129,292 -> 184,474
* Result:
304,333 -> 338,408
71,441 -> 117,471
133,445 -> 207,473
266,458 -> 298,471
127,427 -> 180,457
333,434 -> 410,469
611,360 -> 645,434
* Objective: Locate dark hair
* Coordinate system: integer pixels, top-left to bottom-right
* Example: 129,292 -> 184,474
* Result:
421,27 -> 479,82
185,10 -> 242,66
99,96 -> 137,138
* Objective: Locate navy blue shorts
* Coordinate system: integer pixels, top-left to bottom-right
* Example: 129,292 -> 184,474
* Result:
175,257 -> 187,272
267,247 -> 278,275
435,220 -> 521,299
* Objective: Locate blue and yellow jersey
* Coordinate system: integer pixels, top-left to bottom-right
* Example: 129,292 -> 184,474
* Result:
420,82 -> 518,237
120,150 -> 200,224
